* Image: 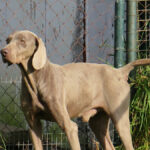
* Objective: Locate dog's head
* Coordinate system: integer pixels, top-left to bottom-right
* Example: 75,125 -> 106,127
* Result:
1,30 -> 47,70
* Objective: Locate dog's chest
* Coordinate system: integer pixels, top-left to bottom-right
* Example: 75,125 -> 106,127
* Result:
21,91 -> 55,121
21,84 -> 44,116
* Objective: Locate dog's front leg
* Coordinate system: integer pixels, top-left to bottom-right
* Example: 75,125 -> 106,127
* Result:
24,111 -> 43,150
21,91 -> 43,150
29,119 -> 43,150
47,98 -> 81,150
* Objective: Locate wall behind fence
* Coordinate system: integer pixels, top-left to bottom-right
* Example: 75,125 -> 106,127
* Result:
86,0 -> 114,64
0,0 -> 115,150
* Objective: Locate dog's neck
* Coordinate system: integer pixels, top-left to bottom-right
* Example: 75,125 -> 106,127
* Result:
18,58 -> 50,92
18,58 -> 45,111
18,57 -> 34,74
19,60 -> 37,93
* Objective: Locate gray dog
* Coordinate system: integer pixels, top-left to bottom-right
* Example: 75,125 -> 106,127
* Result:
1,30 -> 150,150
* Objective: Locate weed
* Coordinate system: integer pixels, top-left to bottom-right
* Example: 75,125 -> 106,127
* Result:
0,132 -> 7,150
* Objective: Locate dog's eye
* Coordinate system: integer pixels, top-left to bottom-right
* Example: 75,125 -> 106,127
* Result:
19,38 -> 26,44
20,39 -> 25,43
6,38 -> 11,44
19,39 -> 26,47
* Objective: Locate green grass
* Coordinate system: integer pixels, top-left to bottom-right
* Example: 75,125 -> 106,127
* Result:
114,66 -> 150,150
129,66 -> 150,150
0,132 -> 7,150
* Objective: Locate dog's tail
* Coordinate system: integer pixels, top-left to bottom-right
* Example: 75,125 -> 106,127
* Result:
120,59 -> 150,75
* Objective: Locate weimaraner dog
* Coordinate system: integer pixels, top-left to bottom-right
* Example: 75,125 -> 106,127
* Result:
1,30 -> 150,150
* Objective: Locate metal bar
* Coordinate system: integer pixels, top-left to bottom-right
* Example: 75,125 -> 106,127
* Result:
83,0 -> 87,62
127,0 -> 137,62
114,0 -> 125,68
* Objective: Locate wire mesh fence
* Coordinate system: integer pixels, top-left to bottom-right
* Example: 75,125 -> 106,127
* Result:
137,0 -> 150,57
1,0 -> 149,150
0,0 -> 115,149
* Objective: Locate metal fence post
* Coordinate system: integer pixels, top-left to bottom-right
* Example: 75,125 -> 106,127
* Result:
127,0 -> 137,62
114,0 -> 126,68
114,0 -> 125,145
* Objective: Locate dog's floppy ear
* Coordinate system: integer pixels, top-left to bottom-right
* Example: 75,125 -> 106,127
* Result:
32,37 -> 47,70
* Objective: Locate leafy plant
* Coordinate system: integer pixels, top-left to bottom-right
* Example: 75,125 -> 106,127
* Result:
130,66 -> 150,150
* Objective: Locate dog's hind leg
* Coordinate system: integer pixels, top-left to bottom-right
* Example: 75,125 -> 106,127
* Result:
89,110 -> 115,150
108,92 -> 134,150
111,107 -> 134,150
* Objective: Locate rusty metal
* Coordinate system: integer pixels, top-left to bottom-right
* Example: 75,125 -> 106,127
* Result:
137,0 -> 150,57
0,0 -> 115,149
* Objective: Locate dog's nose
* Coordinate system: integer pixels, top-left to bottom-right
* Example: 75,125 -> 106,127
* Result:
1,48 -> 8,57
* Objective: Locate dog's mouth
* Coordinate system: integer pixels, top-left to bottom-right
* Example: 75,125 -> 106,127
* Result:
1,55 -> 12,66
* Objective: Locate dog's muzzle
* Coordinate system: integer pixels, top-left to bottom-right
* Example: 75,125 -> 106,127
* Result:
1,48 -> 12,65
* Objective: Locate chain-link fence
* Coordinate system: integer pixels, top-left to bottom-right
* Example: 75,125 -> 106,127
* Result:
137,0 -> 150,57
0,0 -> 115,149
1,0 -> 150,150
2,0 -> 150,150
